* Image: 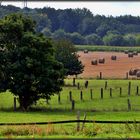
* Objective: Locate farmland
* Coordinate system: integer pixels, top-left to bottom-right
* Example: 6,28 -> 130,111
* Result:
1,44 -> 140,138
74,51 -> 140,79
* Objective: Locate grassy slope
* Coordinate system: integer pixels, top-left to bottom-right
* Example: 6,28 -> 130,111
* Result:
76,45 -> 140,52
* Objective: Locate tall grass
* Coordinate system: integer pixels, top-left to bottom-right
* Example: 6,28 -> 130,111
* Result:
0,123 -> 140,138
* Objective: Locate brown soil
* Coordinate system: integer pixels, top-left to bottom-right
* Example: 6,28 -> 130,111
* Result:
77,51 -> 140,79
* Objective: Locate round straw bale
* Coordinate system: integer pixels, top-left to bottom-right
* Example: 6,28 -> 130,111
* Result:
84,50 -> 88,53
111,55 -> 117,60
129,69 -> 135,76
128,53 -> 133,57
99,58 -> 105,64
129,68 -> 140,76
134,69 -> 140,74
133,51 -> 138,55
124,50 -> 129,54
91,59 -> 98,65
136,71 -> 140,77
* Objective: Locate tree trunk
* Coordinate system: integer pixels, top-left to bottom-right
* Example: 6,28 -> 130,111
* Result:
18,96 -> 30,111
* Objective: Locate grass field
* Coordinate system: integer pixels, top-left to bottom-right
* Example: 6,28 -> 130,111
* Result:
76,45 -> 140,52
1,79 -> 140,138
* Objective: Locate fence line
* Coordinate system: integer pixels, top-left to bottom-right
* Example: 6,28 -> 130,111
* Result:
0,120 -> 140,126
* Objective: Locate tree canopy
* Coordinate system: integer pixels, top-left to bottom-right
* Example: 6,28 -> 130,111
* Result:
54,40 -> 84,76
1,5 -> 140,46
0,13 -> 64,110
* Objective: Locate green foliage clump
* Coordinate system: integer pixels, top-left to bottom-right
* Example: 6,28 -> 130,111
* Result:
0,13 -> 64,110
54,40 -> 84,76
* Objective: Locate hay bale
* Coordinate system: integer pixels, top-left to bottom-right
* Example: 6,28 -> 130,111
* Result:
129,68 -> 140,76
133,51 -> 138,55
129,69 -> 135,76
136,71 -> 140,77
84,50 -> 88,53
128,53 -> 133,58
99,58 -> 105,64
124,50 -> 129,54
111,55 -> 117,60
91,59 -> 98,65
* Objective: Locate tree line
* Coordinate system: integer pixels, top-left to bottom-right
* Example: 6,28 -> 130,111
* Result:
1,5 -> 140,46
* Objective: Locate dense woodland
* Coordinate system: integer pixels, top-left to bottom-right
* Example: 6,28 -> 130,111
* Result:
1,5 -> 140,46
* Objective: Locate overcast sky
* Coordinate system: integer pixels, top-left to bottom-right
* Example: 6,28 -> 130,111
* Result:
2,1 -> 140,17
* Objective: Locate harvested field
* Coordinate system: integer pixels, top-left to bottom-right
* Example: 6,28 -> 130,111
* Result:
77,51 -> 140,79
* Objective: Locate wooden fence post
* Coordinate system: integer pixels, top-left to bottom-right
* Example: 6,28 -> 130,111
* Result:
72,100 -> 75,110
14,97 -> 16,111
77,83 -> 80,90
127,99 -> 131,111
81,112 -> 87,131
77,111 -> 80,131
101,88 -> 103,99
110,88 -> 112,98
90,89 -> 93,100
120,87 -> 122,97
105,81 -> 108,89
126,72 -> 128,79
73,78 -> 76,86
80,91 -> 83,101
58,93 -> 61,104
85,80 -> 88,88
69,91 -> 72,101
100,72 -> 102,79
136,86 -> 139,96
128,82 -> 131,96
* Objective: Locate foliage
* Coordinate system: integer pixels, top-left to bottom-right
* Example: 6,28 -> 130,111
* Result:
54,40 -> 84,76
1,5 -> 140,45
85,33 -> 103,45
103,33 -> 124,46
0,13 -> 64,110
69,32 -> 85,45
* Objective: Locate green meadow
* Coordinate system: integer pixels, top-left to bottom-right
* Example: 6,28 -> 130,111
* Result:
76,45 -> 140,52
0,79 -> 140,138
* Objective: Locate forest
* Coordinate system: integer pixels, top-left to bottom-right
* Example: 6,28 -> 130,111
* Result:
1,5 -> 140,46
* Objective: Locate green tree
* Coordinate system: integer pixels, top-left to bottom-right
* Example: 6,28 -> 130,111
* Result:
85,33 -> 103,45
123,34 -> 136,46
54,40 -> 84,76
41,27 -> 52,37
0,13 -> 64,110
103,33 -> 124,46
136,35 -> 140,46
69,32 -> 85,45
52,29 -> 68,40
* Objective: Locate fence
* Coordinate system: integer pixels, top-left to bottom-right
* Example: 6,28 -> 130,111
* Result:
0,120 -> 140,126
12,79 -> 140,111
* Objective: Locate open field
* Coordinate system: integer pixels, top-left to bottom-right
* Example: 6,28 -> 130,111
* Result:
2,79 -> 140,112
76,45 -> 140,52
1,79 -> 140,138
77,51 -> 140,79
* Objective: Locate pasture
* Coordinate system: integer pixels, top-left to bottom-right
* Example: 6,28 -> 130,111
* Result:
1,79 -> 140,138
1,46 -> 140,138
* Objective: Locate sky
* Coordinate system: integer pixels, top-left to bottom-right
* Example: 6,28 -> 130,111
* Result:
2,1 -> 140,17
